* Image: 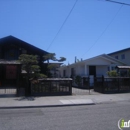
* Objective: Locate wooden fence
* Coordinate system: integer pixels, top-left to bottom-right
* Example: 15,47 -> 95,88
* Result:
30,78 -> 72,96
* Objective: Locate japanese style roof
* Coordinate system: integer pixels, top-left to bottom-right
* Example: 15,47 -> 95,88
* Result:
0,35 -> 49,56
0,59 -> 20,64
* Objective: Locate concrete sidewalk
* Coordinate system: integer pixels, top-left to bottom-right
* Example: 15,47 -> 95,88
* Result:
0,92 -> 130,108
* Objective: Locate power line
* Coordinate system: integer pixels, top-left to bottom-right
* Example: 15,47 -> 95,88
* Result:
81,4 -> 123,57
46,0 -> 78,51
105,0 -> 130,6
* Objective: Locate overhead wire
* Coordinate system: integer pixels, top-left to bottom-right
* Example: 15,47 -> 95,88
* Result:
46,0 -> 78,51
81,4 -> 123,57
105,0 -> 130,6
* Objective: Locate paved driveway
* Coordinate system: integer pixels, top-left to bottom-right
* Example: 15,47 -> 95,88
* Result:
72,87 -> 100,95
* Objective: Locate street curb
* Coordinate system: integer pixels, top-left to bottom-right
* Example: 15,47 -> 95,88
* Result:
0,103 -> 95,109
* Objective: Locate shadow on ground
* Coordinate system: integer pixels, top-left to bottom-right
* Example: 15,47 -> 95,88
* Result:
0,94 -> 17,98
14,96 -> 35,101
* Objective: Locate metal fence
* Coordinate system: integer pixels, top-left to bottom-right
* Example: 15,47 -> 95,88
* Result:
30,78 -> 72,96
94,77 -> 130,93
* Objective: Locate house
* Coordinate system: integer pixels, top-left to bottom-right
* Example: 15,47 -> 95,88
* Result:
59,54 -> 126,86
108,47 -> 130,65
0,35 -> 49,88
58,54 -> 126,87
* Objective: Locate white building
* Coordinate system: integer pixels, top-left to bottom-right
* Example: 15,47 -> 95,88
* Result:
59,54 -> 126,78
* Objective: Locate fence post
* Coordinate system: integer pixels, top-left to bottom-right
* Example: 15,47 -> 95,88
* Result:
129,78 -> 130,90
88,77 -> 90,94
70,79 -> 72,95
102,75 -> 104,93
118,77 -> 120,92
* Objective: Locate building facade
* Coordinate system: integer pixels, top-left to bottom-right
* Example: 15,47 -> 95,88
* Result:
59,54 -> 126,78
0,35 -> 49,87
108,48 -> 130,65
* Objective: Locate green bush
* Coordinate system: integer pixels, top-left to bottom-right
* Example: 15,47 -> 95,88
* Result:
107,70 -> 118,77
75,75 -> 82,86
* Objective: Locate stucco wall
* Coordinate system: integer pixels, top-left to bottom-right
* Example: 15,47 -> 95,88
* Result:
59,54 -> 126,77
96,66 -> 108,77
109,50 -> 130,65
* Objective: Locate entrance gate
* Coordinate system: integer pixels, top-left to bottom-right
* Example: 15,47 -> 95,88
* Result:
0,64 -> 19,96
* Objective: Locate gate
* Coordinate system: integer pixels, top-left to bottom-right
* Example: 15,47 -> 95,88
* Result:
0,87 -> 17,96
0,80 -> 18,96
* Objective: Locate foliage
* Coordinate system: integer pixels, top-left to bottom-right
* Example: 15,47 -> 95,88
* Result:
19,54 -> 47,78
43,53 -> 56,62
43,53 -> 66,62
75,75 -> 82,86
58,57 -> 66,62
19,54 -> 40,76
33,73 -> 47,79
43,53 -> 66,77
107,70 -> 118,77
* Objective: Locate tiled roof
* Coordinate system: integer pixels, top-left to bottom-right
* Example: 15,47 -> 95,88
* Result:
0,60 -> 21,64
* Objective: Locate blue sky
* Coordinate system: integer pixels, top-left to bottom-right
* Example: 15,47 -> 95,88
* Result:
0,0 -> 130,64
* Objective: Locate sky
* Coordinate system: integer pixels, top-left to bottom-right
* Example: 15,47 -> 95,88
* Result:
0,0 -> 130,65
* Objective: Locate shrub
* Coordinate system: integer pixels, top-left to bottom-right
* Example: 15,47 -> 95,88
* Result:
75,75 -> 82,86
107,70 -> 118,77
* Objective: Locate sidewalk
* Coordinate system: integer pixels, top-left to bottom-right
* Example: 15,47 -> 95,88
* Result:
0,92 -> 130,108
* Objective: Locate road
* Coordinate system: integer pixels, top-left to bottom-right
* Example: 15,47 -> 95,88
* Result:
0,101 -> 130,130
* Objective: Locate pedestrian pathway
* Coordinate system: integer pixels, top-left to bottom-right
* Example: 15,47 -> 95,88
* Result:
0,92 -> 130,108
60,99 -> 93,105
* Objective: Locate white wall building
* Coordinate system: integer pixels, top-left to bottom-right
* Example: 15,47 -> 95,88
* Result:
59,54 -> 126,78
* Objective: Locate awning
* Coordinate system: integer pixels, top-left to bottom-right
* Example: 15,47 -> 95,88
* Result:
116,66 -> 130,69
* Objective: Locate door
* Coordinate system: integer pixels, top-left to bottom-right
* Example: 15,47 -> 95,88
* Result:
89,66 -> 96,77
5,65 -> 17,87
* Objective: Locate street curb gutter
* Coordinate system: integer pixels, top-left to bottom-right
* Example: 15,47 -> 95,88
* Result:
0,103 -> 95,109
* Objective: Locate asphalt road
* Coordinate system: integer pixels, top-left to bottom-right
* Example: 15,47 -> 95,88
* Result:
0,101 -> 130,130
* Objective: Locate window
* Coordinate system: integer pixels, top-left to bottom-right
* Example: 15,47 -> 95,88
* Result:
115,56 -> 118,59
121,54 -> 125,59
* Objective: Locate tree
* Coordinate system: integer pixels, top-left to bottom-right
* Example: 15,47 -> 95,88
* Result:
19,54 -> 40,76
19,54 -> 46,95
43,53 -> 66,77
58,57 -> 66,62
43,53 -> 56,63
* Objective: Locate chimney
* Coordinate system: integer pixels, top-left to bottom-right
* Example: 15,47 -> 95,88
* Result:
75,56 -> 77,63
